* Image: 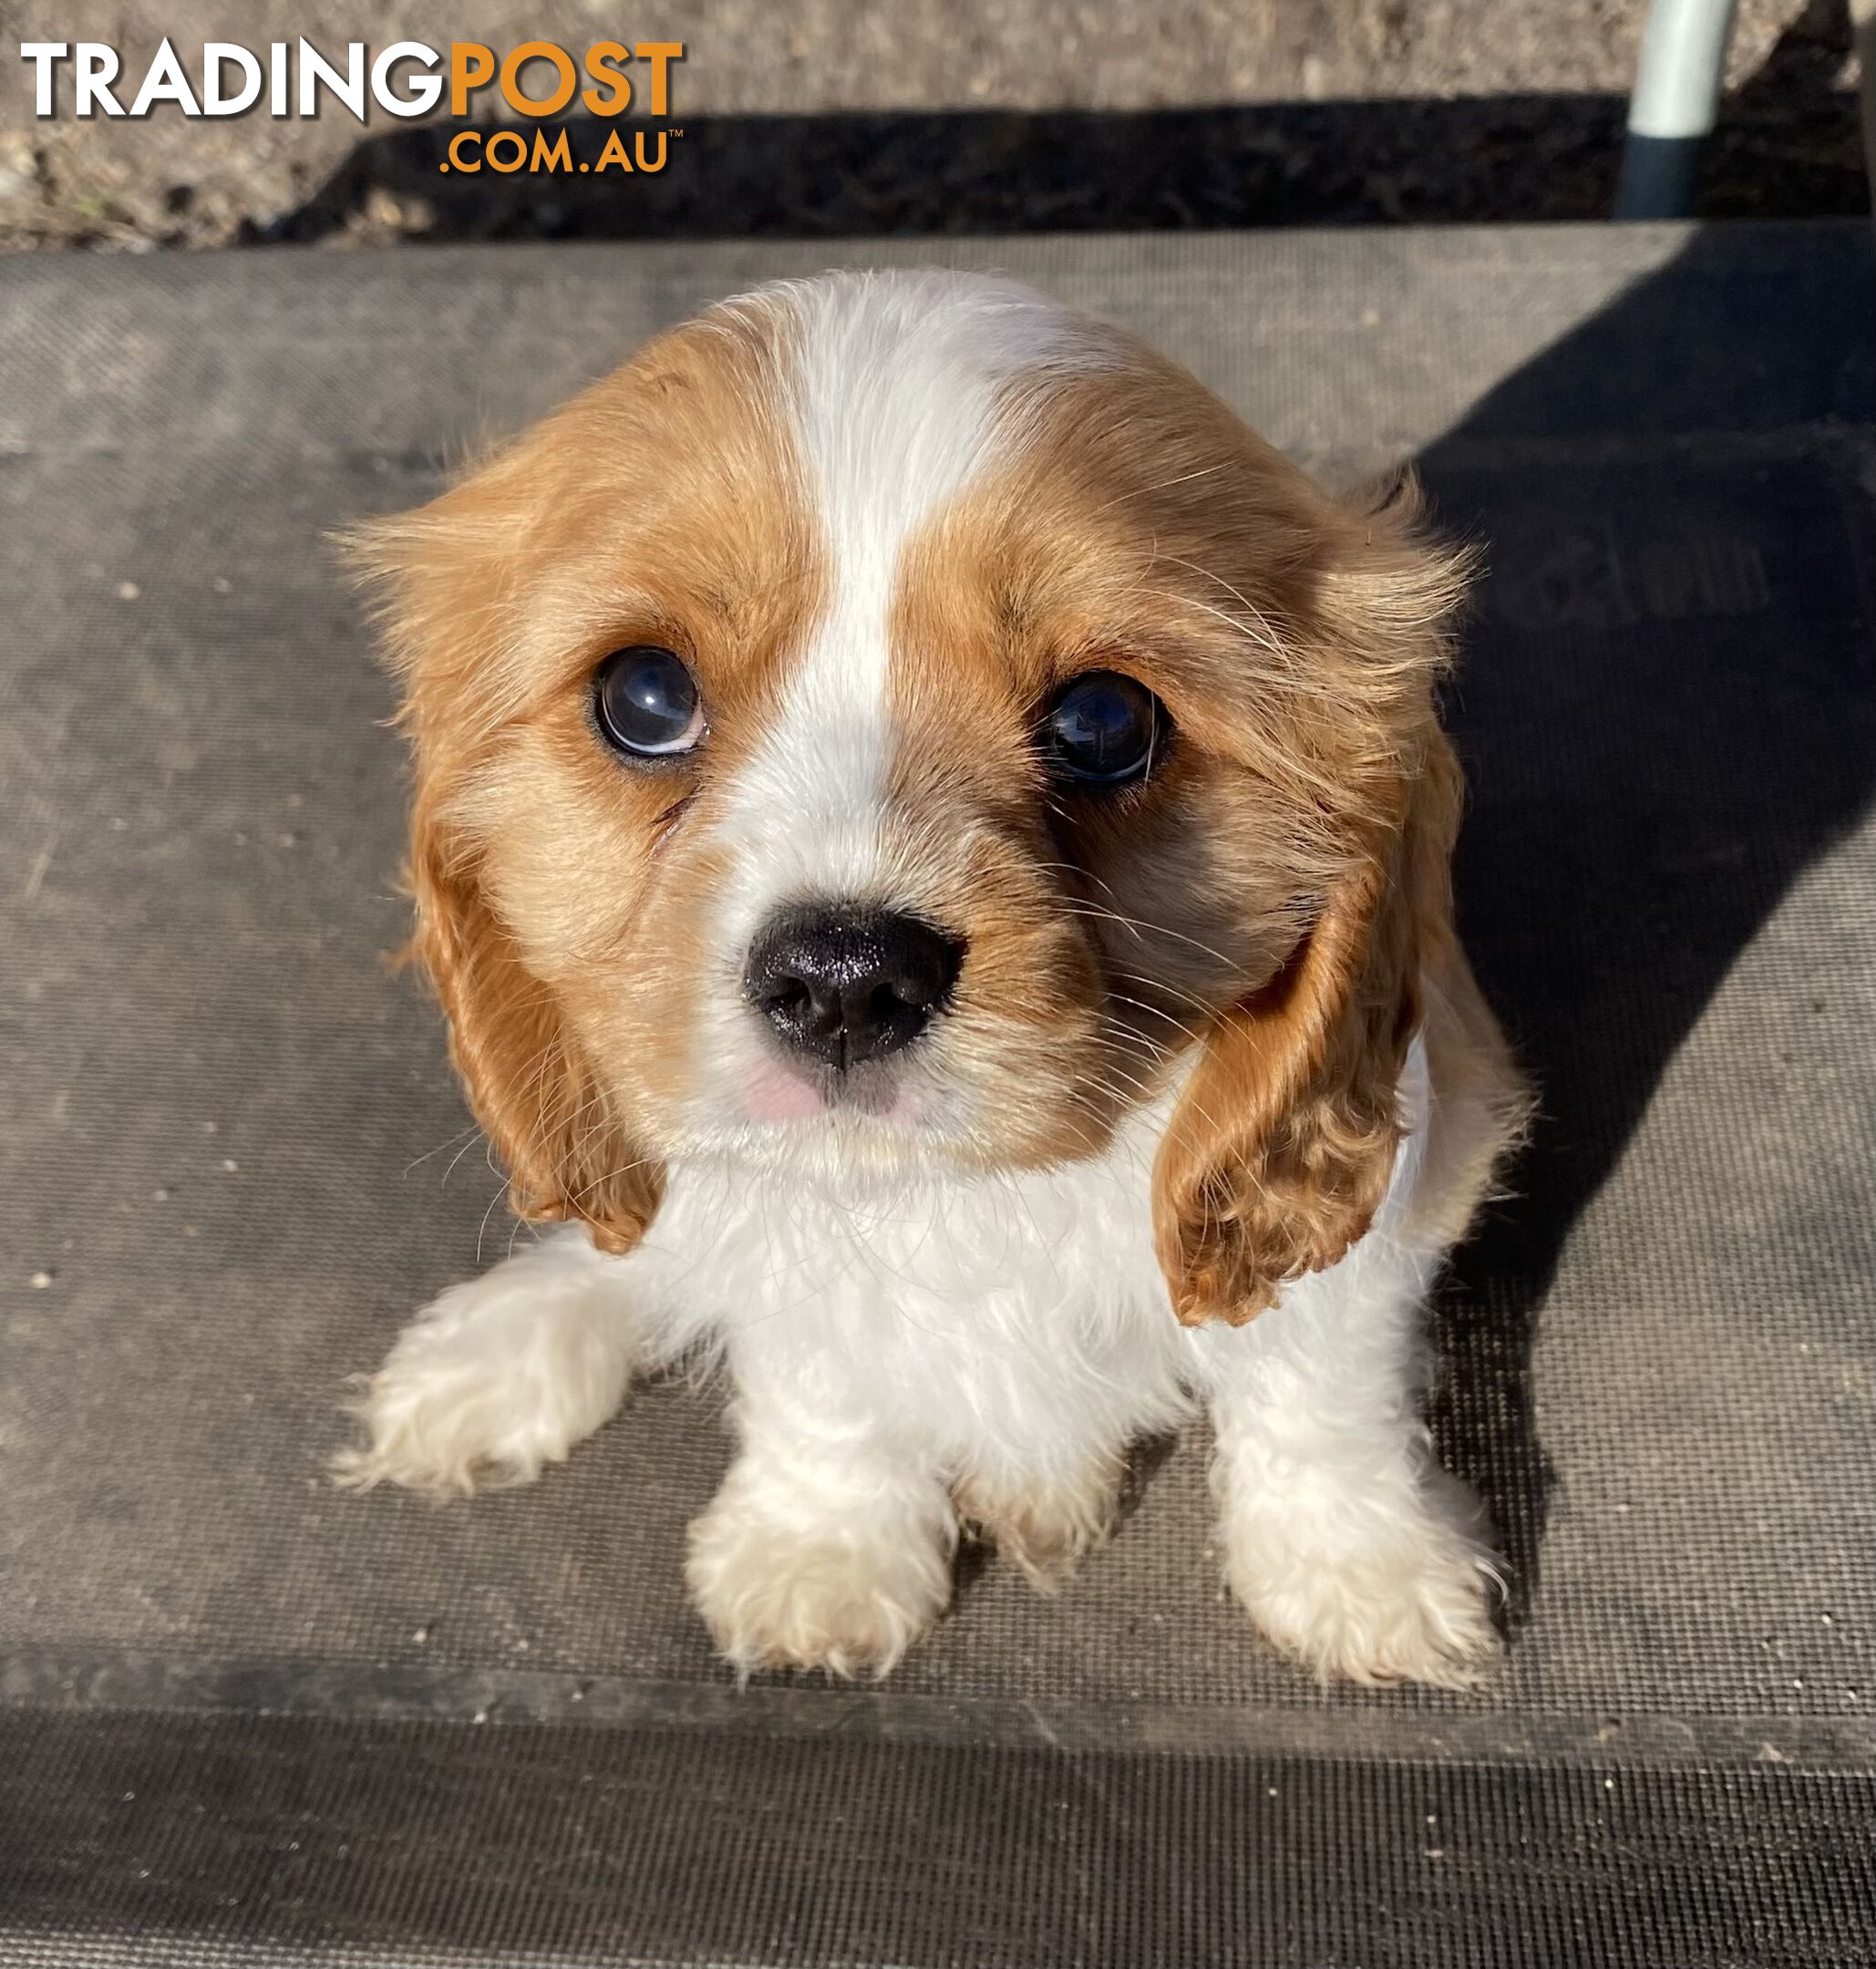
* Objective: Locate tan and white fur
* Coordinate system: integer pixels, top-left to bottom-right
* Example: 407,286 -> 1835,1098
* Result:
335,271 -> 1527,1687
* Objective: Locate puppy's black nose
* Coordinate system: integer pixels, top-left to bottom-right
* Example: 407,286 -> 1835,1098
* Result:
744,905 -> 964,1071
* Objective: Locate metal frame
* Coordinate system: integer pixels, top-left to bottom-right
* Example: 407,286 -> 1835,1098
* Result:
1614,0 -> 1741,217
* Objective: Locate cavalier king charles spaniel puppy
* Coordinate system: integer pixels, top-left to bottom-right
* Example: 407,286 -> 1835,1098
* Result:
335,270 -> 1527,1687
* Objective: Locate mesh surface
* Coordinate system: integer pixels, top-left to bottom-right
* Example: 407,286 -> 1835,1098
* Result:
2,226 -> 1873,1964
5,1708 -> 1873,1969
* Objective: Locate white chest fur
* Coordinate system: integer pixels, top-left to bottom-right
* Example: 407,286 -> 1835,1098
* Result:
621,1039 -> 1436,1492
629,1099 -> 1193,1486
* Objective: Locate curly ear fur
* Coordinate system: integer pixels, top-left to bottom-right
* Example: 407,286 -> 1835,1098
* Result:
405,782 -> 663,1253
1153,749 -> 1455,1325
1151,470 -> 1475,1325
345,456 -> 665,1256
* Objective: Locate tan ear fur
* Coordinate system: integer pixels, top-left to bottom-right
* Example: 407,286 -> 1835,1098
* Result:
345,456 -> 665,1257
406,782 -> 663,1254
1151,470 -> 1469,1325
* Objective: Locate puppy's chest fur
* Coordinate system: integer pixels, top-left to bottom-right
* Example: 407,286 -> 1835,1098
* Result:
616,1041 -> 1435,1484
627,1098 -> 1198,1469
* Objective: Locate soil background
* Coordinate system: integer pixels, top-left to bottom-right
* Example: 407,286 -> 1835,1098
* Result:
0,1 -> 1865,250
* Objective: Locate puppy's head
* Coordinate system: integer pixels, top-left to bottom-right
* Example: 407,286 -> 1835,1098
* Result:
351,271 -> 1468,1322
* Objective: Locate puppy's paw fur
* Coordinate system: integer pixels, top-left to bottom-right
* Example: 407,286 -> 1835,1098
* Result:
954,1460 -> 1119,1593
332,1241 -> 634,1499
1223,1476 -> 1503,1688
687,1471 -> 956,1678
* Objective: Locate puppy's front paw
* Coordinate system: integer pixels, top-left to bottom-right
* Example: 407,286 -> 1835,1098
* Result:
954,1460 -> 1119,1594
332,1242 -> 634,1500
1223,1484 -> 1503,1688
687,1475 -> 956,1679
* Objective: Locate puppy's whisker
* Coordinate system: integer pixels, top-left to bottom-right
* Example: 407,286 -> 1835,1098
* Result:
1087,459 -> 1227,515
1043,894 -> 1253,976
438,1128 -> 490,1190
402,1120 -> 484,1174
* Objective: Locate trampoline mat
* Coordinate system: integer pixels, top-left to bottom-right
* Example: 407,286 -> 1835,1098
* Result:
2,225 -> 1873,1965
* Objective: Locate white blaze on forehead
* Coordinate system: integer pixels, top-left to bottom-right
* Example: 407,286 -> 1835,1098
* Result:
716,270 -> 1100,922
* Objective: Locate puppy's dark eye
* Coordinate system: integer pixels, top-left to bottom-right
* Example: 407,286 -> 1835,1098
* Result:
593,645 -> 704,759
1041,671 -> 1163,787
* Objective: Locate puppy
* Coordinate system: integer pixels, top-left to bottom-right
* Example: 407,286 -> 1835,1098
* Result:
335,270 -> 1527,1687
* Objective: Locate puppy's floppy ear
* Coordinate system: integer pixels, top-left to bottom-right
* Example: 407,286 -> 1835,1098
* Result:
1151,792 -> 1439,1325
343,465 -> 664,1256
402,778 -> 664,1254
1151,469 -> 1467,1325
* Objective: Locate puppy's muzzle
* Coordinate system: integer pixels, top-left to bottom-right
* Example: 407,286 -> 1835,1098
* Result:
744,904 -> 964,1071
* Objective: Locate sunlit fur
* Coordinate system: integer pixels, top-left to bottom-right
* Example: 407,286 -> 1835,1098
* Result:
335,271 -> 1529,1687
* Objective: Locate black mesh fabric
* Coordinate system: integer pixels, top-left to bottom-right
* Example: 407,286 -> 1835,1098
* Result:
4,1709 -> 1873,1968
2,226 -> 1872,1964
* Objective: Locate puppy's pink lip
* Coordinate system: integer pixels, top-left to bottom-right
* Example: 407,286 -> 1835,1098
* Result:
740,1055 -> 935,1129
742,1058 -> 827,1124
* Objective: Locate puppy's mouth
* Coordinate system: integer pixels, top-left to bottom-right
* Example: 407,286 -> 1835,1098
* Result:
740,1050 -> 935,1130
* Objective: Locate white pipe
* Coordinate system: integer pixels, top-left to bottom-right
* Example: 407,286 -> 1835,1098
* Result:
1627,0 -> 1741,139
1850,0 -> 1876,237
1615,0 -> 1740,217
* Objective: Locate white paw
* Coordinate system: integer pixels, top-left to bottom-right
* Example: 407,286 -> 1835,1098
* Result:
1223,1479 -> 1503,1688
686,1469 -> 956,1679
332,1235 -> 634,1499
954,1460 -> 1119,1594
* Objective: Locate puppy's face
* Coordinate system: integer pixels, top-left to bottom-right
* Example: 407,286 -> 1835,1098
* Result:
356,273 -> 1466,1324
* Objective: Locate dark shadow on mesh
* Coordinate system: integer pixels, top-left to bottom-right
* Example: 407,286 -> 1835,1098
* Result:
1414,223 -> 1876,1626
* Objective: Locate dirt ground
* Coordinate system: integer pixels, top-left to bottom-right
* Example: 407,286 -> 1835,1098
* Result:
0,0 -> 1864,249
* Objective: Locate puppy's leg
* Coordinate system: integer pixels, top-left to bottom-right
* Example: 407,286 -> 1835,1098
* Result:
334,1230 -> 636,1499
953,1455 -> 1123,1593
687,1399 -> 956,1679
1196,1251 -> 1501,1688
